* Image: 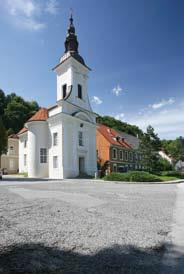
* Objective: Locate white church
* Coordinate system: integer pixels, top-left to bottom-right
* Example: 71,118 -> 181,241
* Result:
18,15 -> 97,179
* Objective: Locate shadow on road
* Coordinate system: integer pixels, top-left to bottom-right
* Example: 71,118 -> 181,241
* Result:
0,242 -> 183,274
1,177 -> 59,182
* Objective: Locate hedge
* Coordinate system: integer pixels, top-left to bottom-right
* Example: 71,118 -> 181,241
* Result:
104,171 -> 162,182
162,171 -> 184,179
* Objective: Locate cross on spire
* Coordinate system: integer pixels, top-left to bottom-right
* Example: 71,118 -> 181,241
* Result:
69,8 -> 73,25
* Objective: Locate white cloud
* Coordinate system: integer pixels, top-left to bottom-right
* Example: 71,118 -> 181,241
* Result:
127,100 -> 184,139
91,96 -> 103,105
150,98 -> 175,110
112,84 -> 123,96
45,0 -> 58,14
115,113 -> 125,121
2,0 -> 59,31
7,0 -> 36,17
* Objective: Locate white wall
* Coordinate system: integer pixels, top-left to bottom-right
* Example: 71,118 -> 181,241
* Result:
49,106 -> 62,117
55,58 -> 92,113
27,121 -> 49,178
19,133 -> 28,173
48,121 -> 63,179
56,64 -> 72,101
62,114 -> 97,178
48,112 -> 97,179
85,125 -> 97,176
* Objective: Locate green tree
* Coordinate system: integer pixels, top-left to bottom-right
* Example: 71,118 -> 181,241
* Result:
161,137 -> 184,162
3,93 -> 39,133
0,90 -> 6,116
154,158 -> 173,172
174,137 -> 184,161
0,116 -> 8,169
97,115 -> 143,137
139,125 -> 161,172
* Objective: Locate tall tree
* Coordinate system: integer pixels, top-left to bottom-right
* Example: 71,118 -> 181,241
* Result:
0,116 -> 8,169
2,93 -> 39,133
139,125 -> 161,172
161,137 -> 184,162
0,90 -> 6,116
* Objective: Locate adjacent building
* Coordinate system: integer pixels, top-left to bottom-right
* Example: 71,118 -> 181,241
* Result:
18,15 -> 97,179
1,134 -> 19,174
96,124 -> 143,174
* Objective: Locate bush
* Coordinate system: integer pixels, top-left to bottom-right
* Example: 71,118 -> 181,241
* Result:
129,171 -> 162,182
104,172 -> 130,182
104,171 -> 162,182
162,171 -> 184,179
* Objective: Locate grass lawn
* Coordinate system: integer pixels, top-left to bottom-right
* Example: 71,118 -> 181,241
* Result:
18,172 -> 28,177
158,176 -> 179,182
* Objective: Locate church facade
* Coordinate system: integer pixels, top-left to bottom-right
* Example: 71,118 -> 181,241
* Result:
18,15 -> 97,179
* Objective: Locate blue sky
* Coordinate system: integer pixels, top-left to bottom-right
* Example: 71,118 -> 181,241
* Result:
0,0 -> 184,139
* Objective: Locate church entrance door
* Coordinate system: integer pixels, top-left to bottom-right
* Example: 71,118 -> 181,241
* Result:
79,157 -> 85,175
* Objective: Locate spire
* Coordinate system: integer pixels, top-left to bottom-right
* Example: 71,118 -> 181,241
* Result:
64,12 -> 86,66
69,12 -> 74,31
65,12 -> 78,54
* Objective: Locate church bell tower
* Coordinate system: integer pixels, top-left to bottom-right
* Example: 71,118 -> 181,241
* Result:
53,14 -> 93,113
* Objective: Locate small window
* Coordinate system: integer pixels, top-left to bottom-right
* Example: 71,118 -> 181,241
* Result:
24,154 -> 27,166
9,146 -> 14,155
129,152 -> 133,162
119,150 -> 123,160
78,84 -> 82,99
24,140 -> 27,148
40,148 -> 47,163
135,153 -> 138,161
53,132 -> 58,146
125,151 -> 128,161
112,148 -> 117,159
62,84 -> 67,99
78,131 -> 83,146
53,156 -> 58,168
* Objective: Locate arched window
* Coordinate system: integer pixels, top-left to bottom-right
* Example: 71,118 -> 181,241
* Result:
78,84 -> 82,99
62,84 -> 67,99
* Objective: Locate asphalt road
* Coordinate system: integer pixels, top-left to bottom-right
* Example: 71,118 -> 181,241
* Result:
0,178 -> 183,273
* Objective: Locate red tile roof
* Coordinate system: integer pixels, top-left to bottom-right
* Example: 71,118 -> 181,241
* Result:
97,124 -> 132,149
17,127 -> 28,135
17,108 -> 48,136
27,108 -> 48,122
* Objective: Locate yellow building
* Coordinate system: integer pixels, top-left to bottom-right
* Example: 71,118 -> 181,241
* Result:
1,134 -> 19,174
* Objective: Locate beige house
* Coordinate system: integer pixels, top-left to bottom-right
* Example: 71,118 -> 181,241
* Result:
1,134 -> 19,174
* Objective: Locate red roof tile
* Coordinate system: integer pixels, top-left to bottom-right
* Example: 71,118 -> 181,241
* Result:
17,108 -> 48,136
27,108 -> 48,122
97,124 -> 132,149
17,127 -> 28,135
